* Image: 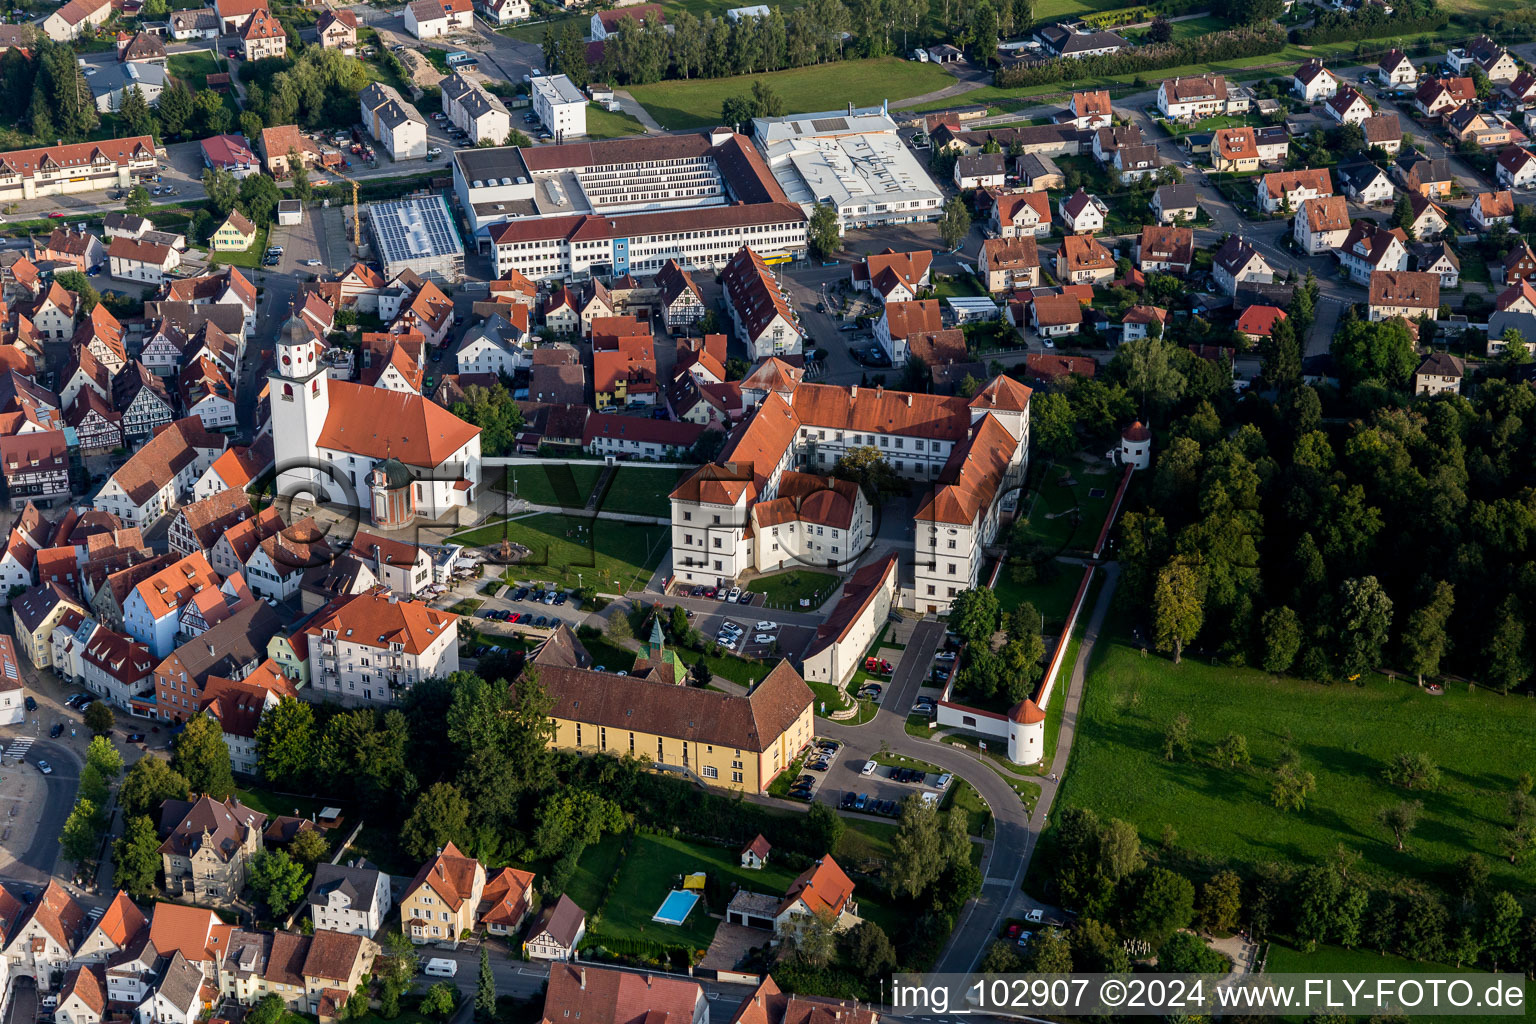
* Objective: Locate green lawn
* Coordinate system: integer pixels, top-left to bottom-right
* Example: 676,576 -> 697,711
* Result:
579,636 -> 637,673
234,785 -> 328,822
1265,943 -> 1520,1024
1051,613 -> 1536,895
674,645 -> 773,687
746,569 -> 840,610
603,466 -> 689,517
945,777 -> 996,839
585,103 -> 648,140
504,463 -> 605,508
992,564 -> 1085,634
449,598 -> 483,615
629,58 -> 954,130
593,832 -> 801,949
1011,462 -> 1117,555
563,833 -> 627,911
453,513 -> 668,591
167,50 -> 224,89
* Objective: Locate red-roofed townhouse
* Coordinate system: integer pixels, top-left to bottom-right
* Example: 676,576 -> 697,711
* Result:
538,964 -> 703,1024
722,247 -> 803,358
2,881 -> 90,990
1237,305 -> 1288,342
399,842 -> 485,947
304,589 -> 458,706
199,660 -> 298,772
850,249 -> 933,304
875,300 -> 942,367
478,867 -> 536,937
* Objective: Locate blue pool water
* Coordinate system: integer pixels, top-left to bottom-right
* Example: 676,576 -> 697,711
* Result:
651,889 -> 701,925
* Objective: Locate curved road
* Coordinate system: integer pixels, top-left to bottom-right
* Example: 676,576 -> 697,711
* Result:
815,564 -> 1119,973
3,738 -> 82,888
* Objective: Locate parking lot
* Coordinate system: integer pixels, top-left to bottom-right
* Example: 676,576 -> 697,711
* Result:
709,613 -> 787,658
473,582 -> 585,633
781,738 -> 842,802
834,758 -> 951,818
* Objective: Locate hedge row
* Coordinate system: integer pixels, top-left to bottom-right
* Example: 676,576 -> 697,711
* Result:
1290,10 -> 1449,45
1081,5 -> 1154,27
993,22 -> 1285,89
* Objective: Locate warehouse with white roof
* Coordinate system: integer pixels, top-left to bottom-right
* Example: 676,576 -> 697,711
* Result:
752,104 -> 944,232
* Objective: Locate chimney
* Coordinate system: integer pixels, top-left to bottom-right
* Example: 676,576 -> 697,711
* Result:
905,393 -> 912,407
849,385 -> 857,401
579,969 -> 586,990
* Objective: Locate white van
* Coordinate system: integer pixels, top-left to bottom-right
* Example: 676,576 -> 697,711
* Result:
424,958 -> 458,978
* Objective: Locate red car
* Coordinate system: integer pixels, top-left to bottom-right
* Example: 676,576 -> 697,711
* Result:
47,212 -> 66,219
1005,924 -> 1021,939
703,587 -> 717,599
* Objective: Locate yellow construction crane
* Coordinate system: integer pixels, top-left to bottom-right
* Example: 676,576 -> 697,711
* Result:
324,167 -> 363,256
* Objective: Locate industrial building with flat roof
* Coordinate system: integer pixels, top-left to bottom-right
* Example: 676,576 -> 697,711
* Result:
752,105 -> 943,231
456,128 -> 808,281
367,195 -> 465,283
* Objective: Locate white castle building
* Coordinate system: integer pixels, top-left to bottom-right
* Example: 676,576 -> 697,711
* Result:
669,362 -> 1031,614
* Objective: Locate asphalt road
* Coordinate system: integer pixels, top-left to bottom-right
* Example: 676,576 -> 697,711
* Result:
0,738 -> 82,890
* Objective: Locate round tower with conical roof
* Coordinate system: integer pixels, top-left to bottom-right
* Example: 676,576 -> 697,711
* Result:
269,308 -> 332,504
1007,698 -> 1046,764
370,456 -> 415,529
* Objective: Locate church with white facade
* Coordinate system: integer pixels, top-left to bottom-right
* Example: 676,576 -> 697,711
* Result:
268,312 -> 482,525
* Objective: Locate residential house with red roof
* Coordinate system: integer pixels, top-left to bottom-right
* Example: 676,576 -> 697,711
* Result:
193,435 -> 273,502
121,550 -> 248,657
874,300 -> 942,367
0,137 -> 157,204
1237,305 -> 1288,342
987,189 -> 1051,239
1256,168 -> 1333,215
399,842 -> 485,947
1,430 -> 68,510
722,247 -> 803,359
538,964 -> 704,1024
851,249 -> 933,304
303,589 -> 458,706
2,880 -> 90,989
76,890 -> 149,963
199,660 -> 299,772
727,975 -> 877,1024
775,856 -> 858,936
479,867 -> 536,938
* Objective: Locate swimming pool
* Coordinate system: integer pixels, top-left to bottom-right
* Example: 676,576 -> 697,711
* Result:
651,889 -> 701,925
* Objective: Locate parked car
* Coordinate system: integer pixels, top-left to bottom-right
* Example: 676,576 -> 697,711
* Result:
753,634 -> 775,645
861,759 -> 877,776
703,587 -> 717,599
840,792 -> 856,809
513,587 -> 529,600
23,696 -> 35,712
726,586 -> 742,602
853,793 -> 868,811
49,723 -> 63,738
690,585 -> 706,597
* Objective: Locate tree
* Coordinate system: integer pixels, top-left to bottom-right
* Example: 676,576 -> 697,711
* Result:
938,195 -> 971,251
202,166 -> 239,218
1382,751 -> 1440,791
1271,762 -> 1317,811
238,172 -> 283,227
806,802 -> 845,852
1259,315 -> 1301,391
1199,870 -> 1243,933
195,87 -> 230,134
807,202 -> 840,258
1114,336 -> 1186,415
246,995 -> 285,1024
948,587 -> 1000,648
288,827 -> 330,867
1072,918 -> 1130,973
721,94 -> 756,131
1123,867 -> 1195,945
1259,605 -> 1301,674
1025,926 -> 1073,971
54,271 -> 100,315
1152,556 -> 1204,663
1400,581 -> 1454,685
1484,595 -> 1529,694
841,921 -> 897,975
1157,931 -> 1229,973
1214,731 -> 1250,768
125,185 -> 154,218
120,755 -> 189,818
289,150 -> 312,201
256,697 -> 317,790
1162,712 -> 1193,762
81,701 -> 114,740
475,947 -> 496,1023
171,712 -> 235,799
1379,800 -> 1422,851
119,84 -> 154,137
158,80 -> 194,136
969,0 -> 999,64
113,814 -> 162,899
1479,891 -> 1522,970
61,797 -> 103,864
239,109 -> 264,142
248,849 -> 310,916
1471,64 -> 1491,100
401,782 -> 473,860
1029,392 -> 1078,458
1147,13 -> 1173,42
786,912 -> 837,967
1335,575 -> 1392,679
85,735 -> 122,779
1332,317 -> 1417,391
1390,192 -> 1414,233
421,983 -> 458,1020
890,794 -> 943,898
